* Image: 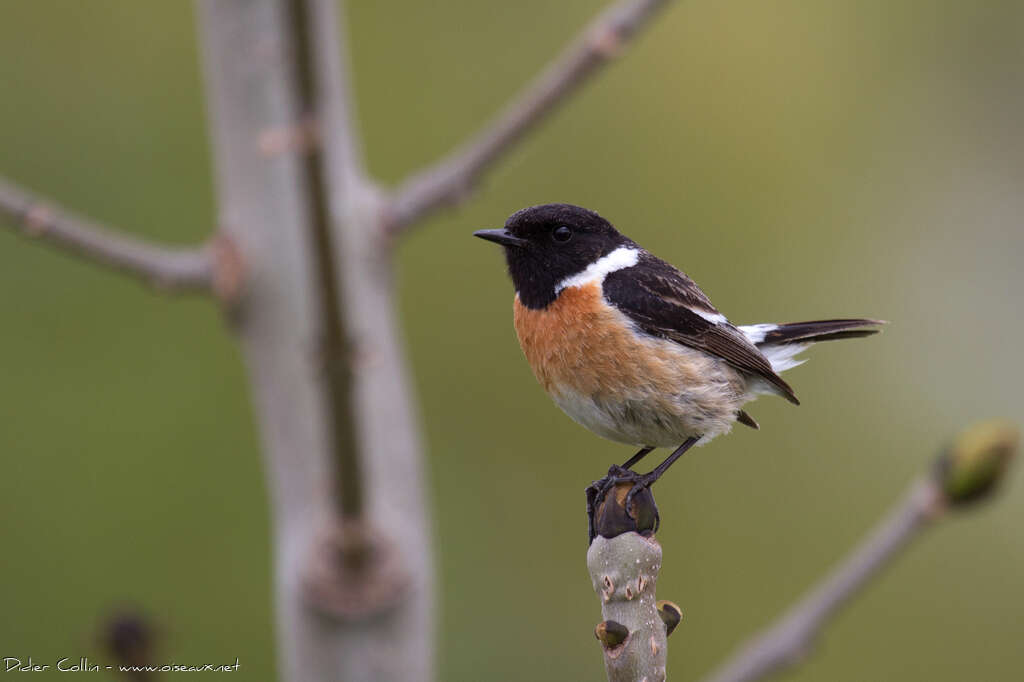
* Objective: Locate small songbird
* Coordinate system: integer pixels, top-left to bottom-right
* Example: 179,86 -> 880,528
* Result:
474,203 -> 883,534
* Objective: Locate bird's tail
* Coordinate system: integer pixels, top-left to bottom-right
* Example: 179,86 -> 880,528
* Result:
739,319 -> 885,373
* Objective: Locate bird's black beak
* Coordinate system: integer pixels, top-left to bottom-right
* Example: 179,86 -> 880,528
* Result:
473,228 -> 527,248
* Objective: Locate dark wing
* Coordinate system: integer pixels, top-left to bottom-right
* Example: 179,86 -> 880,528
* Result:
603,252 -> 799,404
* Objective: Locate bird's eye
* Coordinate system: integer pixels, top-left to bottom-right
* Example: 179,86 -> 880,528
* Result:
552,226 -> 573,243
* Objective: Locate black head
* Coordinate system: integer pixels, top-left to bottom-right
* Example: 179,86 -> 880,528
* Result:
474,204 -> 632,309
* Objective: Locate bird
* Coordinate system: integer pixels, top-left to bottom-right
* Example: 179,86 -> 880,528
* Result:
474,203 -> 884,537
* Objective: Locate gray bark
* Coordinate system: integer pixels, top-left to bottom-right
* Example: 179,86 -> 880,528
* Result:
196,2 -> 433,680
589,533 -> 669,682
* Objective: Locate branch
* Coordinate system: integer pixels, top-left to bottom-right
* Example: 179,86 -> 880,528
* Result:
703,479 -> 940,682
702,420 -> 1019,682
198,1 -> 433,679
308,0 -> 365,198
0,176 -> 213,292
589,533 -> 669,681
589,482 -> 681,681
288,0 -> 364,519
386,0 -> 670,234
303,0 -> 436,659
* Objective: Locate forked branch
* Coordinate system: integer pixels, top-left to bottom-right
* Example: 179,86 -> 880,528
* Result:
386,0 -> 670,234
0,177 -> 214,292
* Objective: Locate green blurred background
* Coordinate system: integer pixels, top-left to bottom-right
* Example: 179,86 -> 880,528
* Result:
2,1 -> 1022,680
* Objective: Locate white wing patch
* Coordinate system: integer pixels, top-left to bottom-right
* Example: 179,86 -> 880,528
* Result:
554,246 -> 640,293
692,309 -> 728,325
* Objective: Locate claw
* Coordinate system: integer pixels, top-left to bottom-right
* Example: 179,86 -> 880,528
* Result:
586,437 -> 699,542
623,471 -> 656,516
585,466 -> 661,542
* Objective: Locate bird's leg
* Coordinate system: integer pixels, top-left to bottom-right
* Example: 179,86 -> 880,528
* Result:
585,482 -> 601,543
620,446 -> 655,470
623,436 -> 700,531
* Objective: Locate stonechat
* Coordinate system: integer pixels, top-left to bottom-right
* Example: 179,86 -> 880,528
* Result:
475,203 -> 882,537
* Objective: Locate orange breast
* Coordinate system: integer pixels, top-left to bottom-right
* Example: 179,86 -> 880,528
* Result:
513,283 -> 747,445
515,283 -> 610,393
513,283 -> 696,398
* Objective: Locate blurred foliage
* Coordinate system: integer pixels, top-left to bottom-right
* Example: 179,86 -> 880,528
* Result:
1,1 -> 1022,680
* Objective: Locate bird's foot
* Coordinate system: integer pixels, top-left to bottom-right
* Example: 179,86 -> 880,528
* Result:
585,465 -> 661,542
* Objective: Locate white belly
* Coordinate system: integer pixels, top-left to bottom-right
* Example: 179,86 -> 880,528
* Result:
550,361 -> 745,448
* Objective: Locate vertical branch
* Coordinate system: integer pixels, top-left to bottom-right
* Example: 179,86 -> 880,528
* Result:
589,534 -> 669,682
197,3 -> 338,682
589,483 -> 681,682
197,1 -> 433,681
308,0 -> 435,677
307,0 -> 364,193
287,0 -> 363,519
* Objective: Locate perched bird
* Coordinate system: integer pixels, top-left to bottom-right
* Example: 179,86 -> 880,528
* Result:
474,204 -> 883,535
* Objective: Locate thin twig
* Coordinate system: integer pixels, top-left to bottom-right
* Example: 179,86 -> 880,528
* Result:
701,479 -> 945,682
385,0 -> 670,234
0,176 -> 212,291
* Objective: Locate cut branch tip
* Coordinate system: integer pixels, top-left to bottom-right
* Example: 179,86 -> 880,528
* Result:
591,480 -> 658,542
596,620 -> 630,649
656,600 -> 682,636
